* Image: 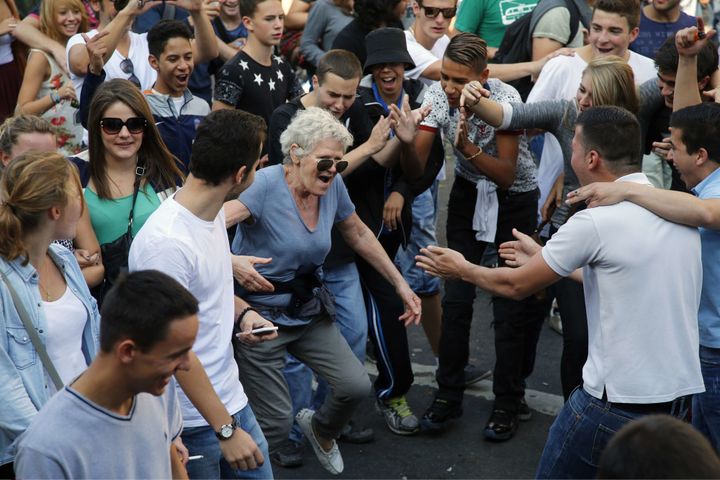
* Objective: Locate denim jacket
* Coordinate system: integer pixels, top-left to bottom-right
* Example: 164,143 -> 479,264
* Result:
0,244 -> 100,464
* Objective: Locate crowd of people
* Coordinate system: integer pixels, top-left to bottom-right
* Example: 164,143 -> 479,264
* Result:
2,0 -> 720,476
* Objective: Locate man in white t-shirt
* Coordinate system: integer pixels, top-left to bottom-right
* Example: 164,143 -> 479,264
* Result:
66,0 -> 217,98
404,0 -> 453,83
416,106 -> 704,479
129,110 -> 277,480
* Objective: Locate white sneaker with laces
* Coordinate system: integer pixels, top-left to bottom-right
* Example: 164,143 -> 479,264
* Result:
295,408 -> 344,475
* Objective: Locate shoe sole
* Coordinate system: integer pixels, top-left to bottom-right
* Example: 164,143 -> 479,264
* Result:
483,427 -> 518,441
419,410 -> 462,433
518,411 -> 532,422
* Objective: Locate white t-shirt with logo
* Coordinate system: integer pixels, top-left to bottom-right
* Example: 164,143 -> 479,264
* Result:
128,195 -> 247,427
542,173 -> 704,403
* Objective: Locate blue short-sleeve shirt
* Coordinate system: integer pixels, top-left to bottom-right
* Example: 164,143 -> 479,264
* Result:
231,165 -> 355,325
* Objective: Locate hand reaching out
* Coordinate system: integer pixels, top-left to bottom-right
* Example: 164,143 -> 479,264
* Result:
498,228 -> 541,268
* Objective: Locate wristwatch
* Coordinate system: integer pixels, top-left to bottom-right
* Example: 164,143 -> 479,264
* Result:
215,417 -> 238,441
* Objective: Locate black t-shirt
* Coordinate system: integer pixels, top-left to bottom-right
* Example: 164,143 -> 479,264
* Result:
267,95 -> 373,166
214,50 -> 303,126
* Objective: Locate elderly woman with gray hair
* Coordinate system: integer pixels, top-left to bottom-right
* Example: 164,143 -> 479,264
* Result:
230,107 -> 421,475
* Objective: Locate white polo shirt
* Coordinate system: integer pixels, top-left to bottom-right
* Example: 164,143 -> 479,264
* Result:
542,173 -> 704,403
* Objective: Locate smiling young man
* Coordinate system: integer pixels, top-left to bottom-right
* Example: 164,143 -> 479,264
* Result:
144,20 -> 210,172
14,270 -> 199,479
213,0 -> 303,129
414,32 -> 544,442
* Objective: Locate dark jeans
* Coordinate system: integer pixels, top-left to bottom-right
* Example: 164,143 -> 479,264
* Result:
536,387 -> 690,478
548,225 -> 589,400
437,176 -> 545,411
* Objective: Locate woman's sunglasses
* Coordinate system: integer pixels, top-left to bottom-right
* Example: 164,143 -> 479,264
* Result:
100,117 -> 147,135
316,158 -> 349,173
422,5 -> 457,18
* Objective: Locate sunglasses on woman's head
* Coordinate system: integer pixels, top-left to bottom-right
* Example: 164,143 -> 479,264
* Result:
316,158 -> 349,174
100,117 -> 147,135
421,5 -> 456,18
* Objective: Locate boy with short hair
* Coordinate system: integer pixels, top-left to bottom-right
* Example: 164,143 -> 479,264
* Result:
15,270 -> 199,479
213,0 -> 303,127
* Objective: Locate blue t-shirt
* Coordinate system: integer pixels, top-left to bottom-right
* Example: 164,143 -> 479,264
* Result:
629,9 -> 696,59
232,164 -> 355,325
692,166 -> 720,348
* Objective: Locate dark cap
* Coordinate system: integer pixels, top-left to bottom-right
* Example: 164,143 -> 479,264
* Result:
363,27 -> 416,74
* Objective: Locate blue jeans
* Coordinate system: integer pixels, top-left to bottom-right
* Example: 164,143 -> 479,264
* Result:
536,387 -> 690,479
283,262 -> 368,443
182,404 -> 273,479
693,345 -> 720,451
395,182 -> 441,296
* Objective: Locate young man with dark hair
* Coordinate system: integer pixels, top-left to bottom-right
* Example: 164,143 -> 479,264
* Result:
15,270 -> 199,479
418,105 -> 704,479
638,34 -> 717,191
213,0 -> 303,129
267,49 -> 380,167
415,32 -> 544,442
129,109 -> 277,480
629,0 -> 695,59
145,19 -> 211,171
597,415 -> 720,479
568,28 -> 720,452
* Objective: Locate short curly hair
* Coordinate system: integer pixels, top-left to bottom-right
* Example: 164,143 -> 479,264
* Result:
280,107 -> 354,165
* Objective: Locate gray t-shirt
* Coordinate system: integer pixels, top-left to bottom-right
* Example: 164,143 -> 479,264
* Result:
231,164 -> 355,325
15,382 -> 182,479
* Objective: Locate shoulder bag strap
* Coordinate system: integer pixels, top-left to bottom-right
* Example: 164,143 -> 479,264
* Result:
126,165 -> 144,236
0,271 -> 64,390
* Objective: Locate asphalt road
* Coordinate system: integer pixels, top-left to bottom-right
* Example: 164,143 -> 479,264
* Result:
275,158 -> 566,479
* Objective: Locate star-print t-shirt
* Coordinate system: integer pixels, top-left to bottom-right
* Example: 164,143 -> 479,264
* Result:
214,50 -> 303,125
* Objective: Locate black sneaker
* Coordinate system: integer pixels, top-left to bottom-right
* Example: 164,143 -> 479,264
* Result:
518,397 -> 532,422
420,398 -> 463,432
338,421 -> 375,444
483,409 -> 519,441
270,440 -> 304,468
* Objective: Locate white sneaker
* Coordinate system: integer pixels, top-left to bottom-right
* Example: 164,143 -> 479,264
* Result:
295,408 -> 344,475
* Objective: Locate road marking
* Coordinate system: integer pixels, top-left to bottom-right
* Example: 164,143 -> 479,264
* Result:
366,361 -> 565,417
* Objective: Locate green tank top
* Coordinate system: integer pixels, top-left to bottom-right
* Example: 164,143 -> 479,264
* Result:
85,184 -> 162,245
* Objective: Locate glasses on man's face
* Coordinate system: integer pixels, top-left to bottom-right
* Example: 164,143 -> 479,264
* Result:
316,157 -> 349,173
119,58 -> 142,88
421,5 -> 457,18
100,117 -> 147,135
